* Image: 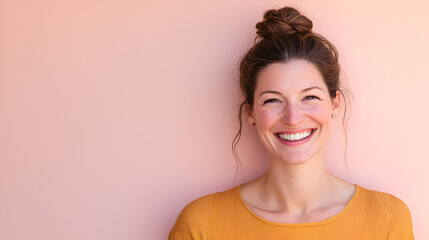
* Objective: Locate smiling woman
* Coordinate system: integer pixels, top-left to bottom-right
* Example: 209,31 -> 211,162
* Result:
169,6 -> 414,239
248,61 -> 338,165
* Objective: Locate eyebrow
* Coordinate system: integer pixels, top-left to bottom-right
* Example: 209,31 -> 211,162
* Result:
259,86 -> 324,97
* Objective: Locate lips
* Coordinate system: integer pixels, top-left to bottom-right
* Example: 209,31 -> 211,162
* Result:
276,129 -> 315,142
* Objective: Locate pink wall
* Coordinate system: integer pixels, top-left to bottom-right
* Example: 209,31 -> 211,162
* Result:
1,0 -> 428,239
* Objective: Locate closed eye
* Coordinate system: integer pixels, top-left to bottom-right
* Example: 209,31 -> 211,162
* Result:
263,98 -> 281,105
303,95 -> 320,101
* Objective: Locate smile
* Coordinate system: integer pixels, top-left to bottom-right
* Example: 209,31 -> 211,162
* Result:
276,129 -> 314,141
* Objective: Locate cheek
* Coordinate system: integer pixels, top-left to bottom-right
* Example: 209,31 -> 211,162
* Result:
304,105 -> 331,123
254,107 -> 283,127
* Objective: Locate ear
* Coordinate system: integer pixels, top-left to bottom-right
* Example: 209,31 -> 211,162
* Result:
332,91 -> 341,117
246,104 -> 256,126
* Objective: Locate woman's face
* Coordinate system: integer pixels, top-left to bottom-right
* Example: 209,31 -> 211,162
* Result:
248,59 -> 340,165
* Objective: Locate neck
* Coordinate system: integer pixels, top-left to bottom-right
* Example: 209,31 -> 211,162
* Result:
258,151 -> 336,216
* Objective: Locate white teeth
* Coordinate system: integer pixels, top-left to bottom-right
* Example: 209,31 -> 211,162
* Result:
278,130 -> 312,141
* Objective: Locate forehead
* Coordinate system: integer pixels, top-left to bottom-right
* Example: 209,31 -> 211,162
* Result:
255,60 -> 327,94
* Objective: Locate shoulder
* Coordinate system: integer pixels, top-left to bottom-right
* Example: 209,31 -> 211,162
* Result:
169,194 -> 214,240
169,186 -> 240,240
356,185 -> 410,213
356,185 -> 414,239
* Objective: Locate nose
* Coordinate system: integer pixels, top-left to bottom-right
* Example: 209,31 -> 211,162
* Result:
282,102 -> 304,125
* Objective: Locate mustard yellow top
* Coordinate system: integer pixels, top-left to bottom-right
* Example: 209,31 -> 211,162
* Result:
169,185 -> 413,239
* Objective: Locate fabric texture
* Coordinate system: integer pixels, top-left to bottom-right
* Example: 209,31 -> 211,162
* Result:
169,185 -> 413,240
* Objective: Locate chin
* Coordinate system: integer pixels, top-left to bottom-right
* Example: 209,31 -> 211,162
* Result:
273,152 -> 318,165
283,157 -> 313,165
270,155 -> 310,165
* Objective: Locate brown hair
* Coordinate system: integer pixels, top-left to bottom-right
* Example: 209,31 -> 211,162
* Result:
232,6 -> 349,182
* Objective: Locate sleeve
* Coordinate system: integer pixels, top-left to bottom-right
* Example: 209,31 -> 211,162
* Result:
385,197 -> 414,240
169,194 -> 214,240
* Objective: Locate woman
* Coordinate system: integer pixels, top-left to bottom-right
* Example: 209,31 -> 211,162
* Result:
169,6 -> 413,239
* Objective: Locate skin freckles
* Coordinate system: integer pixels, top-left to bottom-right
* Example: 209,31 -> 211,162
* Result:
247,59 -> 340,165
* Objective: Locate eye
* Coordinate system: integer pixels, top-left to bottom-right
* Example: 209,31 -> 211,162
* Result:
303,95 -> 320,101
263,98 -> 281,105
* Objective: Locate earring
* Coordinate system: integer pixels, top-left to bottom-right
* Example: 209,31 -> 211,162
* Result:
252,122 -> 256,126
331,114 -> 335,119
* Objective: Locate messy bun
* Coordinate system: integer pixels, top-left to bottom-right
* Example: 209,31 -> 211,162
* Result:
239,6 -> 342,108
256,7 -> 313,39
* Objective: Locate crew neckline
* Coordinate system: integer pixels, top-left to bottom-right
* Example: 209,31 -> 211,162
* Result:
236,184 -> 360,227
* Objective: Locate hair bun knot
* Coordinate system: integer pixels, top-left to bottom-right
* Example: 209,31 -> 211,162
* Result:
256,7 -> 313,39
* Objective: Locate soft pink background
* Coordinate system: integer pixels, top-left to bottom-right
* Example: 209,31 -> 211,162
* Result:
1,0 -> 428,239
